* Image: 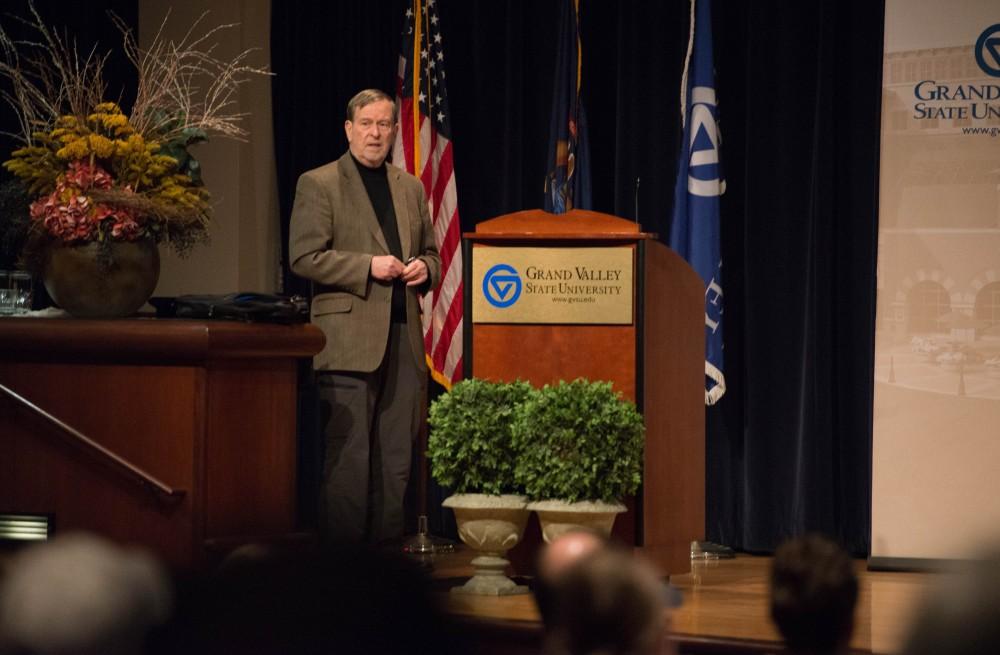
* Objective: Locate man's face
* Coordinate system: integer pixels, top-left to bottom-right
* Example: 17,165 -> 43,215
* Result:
345,99 -> 397,168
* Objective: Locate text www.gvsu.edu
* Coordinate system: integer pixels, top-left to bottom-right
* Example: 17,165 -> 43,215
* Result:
962,126 -> 1000,137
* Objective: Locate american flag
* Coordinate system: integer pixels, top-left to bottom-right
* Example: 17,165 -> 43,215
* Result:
393,0 -> 463,389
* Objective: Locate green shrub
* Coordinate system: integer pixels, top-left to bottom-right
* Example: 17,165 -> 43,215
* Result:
427,378 -> 536,495
512,379 -> 644,503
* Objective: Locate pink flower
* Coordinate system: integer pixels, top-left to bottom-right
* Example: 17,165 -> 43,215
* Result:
64,160 -> 114,190
30,160 -> 144,243
110,214 -> 141,239
31,191 -> 97,242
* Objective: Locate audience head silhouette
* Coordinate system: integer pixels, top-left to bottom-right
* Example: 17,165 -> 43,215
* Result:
157,543 -> 453,655
535,528 -> 609,628
900,550 -> 1000,655
537,532 -> 667,655
770,533 -> 858,655
0,532 -> 171,655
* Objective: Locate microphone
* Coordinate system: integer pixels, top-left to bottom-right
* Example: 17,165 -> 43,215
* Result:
634,177 -> 641,224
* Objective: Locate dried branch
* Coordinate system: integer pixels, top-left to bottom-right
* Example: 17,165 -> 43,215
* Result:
112,10 -> 271,144
0,3 -> 109,144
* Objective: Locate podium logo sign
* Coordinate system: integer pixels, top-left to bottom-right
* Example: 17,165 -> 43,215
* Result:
482,264 -> 523,308
472,247 -> 633,324
976,24 -> 1000,77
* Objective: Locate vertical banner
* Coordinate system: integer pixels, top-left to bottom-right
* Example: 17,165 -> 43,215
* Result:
872,0 -> 1000,562
544,0 -> 592,214
670,0 -> 726,405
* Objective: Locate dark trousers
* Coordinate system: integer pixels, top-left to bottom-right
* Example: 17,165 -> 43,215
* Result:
316,323 -> 424,545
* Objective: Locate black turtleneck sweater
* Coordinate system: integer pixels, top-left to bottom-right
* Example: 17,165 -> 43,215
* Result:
353,155 -> 407,323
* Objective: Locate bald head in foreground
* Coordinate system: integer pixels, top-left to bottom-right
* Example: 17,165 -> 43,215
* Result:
536,530 -> 669,655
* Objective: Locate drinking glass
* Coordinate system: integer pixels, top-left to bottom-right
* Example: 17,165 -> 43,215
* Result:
0,270 -> 12,315
9,271 -> 32,314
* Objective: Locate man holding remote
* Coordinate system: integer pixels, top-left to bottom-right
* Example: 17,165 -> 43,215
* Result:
289,88 -> 441,545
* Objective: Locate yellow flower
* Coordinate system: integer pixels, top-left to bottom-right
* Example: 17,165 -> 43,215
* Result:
51,128 -> 85,145
151,175 -> 210,214
55,137 -> 90,160
54,115 -> 80,131
87,103 -> 135,138
3,145 -> 61,195
87,134 -> 115,159
93,101 -> 120,114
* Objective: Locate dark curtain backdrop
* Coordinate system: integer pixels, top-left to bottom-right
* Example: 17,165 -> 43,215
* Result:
272,0 -> 883,555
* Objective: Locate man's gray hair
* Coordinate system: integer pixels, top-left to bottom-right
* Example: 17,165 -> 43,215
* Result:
346,89 -> 397,122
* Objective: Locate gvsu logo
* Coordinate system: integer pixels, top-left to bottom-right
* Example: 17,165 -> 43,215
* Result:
976,24 -> 1000,77
482,264 -> 522,308
687,86 -> 726,197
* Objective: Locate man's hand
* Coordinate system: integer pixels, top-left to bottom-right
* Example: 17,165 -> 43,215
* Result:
370,255 -> 405,281
401,257 -> 428,286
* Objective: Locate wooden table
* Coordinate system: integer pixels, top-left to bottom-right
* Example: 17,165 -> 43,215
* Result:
0,316 -> 324,569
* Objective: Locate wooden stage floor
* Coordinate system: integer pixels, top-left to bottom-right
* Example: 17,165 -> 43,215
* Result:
432,551 -> 935,654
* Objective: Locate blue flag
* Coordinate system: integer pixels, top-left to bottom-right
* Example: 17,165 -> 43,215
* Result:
544,0 -> 592,214
670,0 -> 726,405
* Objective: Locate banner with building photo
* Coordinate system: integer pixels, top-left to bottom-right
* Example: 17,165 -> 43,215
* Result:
872,0 -> 1000,563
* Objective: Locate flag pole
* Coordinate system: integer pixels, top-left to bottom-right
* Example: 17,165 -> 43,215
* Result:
679,0 -> 696,126
574,0 -> 582,94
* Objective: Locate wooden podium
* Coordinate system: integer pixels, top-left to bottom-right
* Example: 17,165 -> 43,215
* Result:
465,210 -> 704,574
0,317 -> 324,569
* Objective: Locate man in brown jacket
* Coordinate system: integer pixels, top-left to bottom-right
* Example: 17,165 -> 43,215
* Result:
289,89 -> 441,545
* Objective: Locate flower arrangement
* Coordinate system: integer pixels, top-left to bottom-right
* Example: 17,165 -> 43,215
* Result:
0,4 -> 267,269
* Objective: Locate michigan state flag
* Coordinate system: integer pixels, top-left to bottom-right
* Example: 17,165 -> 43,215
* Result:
670,0 -> 726,405
544,0 -> 592,214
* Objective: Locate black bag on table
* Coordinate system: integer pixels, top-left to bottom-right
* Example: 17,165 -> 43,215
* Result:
151,293 -> 309,324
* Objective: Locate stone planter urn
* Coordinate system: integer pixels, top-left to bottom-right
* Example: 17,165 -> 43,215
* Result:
527,499 -> 627,543
442,493 -> 530,596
